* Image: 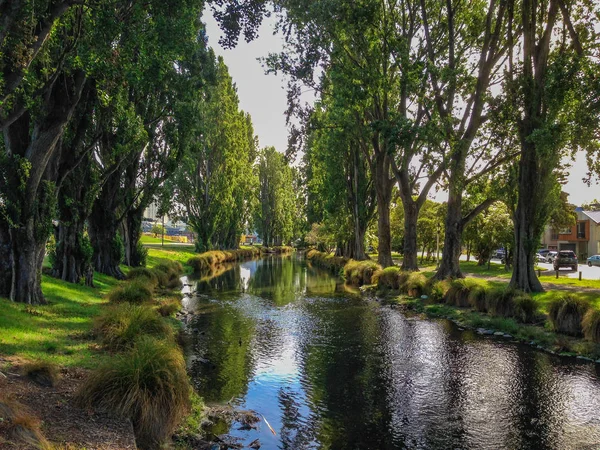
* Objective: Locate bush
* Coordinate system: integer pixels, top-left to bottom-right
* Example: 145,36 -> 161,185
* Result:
94,304 -> 173,351
372,266 -> 401,290
344,260 -> 381,286
306,249 -> 348,273
76,337 -> 191,449
108,280 -> 154,304
405,272 -> 427,297
154,260 -> 184,276
485,287 -> 515,317
127,267 -> 158,288
513,293 -> 539,324
158,297 -> 182,317
22,361 -> 61,387
445,279 -> 480,307
548,295 -> 589,336
583,309 -> 600,343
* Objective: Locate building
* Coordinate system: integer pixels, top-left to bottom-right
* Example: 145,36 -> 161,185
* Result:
541,208 -> 600,259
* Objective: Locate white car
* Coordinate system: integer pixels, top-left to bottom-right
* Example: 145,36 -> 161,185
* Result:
545,251 -> 558,263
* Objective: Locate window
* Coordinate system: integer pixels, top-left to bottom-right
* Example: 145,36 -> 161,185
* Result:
577,222 -> 586,239
559,227 -> 572,235
551,229 -> 559,240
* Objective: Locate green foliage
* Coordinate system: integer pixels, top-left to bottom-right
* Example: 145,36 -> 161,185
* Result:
548,295 -> 590,336
306,249 -> 348,274
446,279 -> 483,307
94,304 -> 173,351
372,267 -> 402,290
151,224 -> 166,237
127,268 -> 159,289
405,272 -> 427,297
108,281 -> 154,305
157,297 -> 182,317
76,337 -> 191,448
112,234 -> 125,266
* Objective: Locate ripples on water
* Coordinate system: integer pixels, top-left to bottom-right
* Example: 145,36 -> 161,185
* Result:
185,255 -> 600,450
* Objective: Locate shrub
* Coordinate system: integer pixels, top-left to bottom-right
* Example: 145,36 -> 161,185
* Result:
76,337 -> 191,449
94,304 -> 173,351
306,249 -> 348,273
154,260 -> 183,276
405,272 -> 427,297
127,267 -> 158,288
344,260 -> 381,286
372,266 -> 401,290
583,309 -> 600,343
108,280 -> 153,304
548,295 -> 590,336
445,279 -> 480,307
513,293 -> 539,324
468,285 -> 488,312
485,287 -> 515,317
22,361 -> 61,387
158,297 -> 182,317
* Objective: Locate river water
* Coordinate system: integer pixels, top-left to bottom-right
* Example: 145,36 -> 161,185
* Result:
184,255 -> 600,449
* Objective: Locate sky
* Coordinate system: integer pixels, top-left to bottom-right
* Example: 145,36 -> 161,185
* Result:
203,11 -> 599,207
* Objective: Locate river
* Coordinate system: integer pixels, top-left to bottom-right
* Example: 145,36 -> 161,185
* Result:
183,254 -> 600,450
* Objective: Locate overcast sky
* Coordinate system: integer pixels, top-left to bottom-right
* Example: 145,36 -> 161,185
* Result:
203,11 -> 599,206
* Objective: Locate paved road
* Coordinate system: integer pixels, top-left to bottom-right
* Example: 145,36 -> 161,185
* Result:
536,260 -> 600,281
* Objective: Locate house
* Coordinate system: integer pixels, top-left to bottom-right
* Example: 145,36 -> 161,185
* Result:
541,208 -> 600,259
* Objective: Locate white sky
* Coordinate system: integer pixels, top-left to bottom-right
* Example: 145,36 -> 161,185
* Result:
203,11 -> 599,206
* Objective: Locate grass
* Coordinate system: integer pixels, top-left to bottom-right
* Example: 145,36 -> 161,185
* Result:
0,273 -> 120,368
108,280 -> 154,304
21,361 -> 61,387
76,336 -> 191,449
0,395 -> 50,449
344,260 -> 381,286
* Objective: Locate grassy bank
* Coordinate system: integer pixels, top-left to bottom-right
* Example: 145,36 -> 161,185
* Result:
307,249 -> 600,360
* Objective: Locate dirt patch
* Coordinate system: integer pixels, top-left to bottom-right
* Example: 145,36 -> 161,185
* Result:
0,357 -> 136,449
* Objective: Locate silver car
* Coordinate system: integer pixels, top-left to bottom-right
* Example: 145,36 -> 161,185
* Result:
587,255 -> 600,267
545,251 -> 558,263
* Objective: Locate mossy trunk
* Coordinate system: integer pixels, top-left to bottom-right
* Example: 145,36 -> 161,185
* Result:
401,201 -> 419,271
435,184 -> 464,280
374,154 -> 394,268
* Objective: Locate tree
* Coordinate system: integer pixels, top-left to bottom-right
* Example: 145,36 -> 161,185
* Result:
151,224 -> 166,238
254,147 -> 295,246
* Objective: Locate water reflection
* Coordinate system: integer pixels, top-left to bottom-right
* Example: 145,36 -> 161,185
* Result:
186,255 -> 600,449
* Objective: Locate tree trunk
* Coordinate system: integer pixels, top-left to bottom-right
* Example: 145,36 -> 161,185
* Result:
9,223 -> 46,304
353,222 -> 368,261
435,186 -> 464,279
0,221 -> 13,298
123,207 -> 144,267
510,142 -> 544,292
401,201 -> 419,271
374,154 -> 393,267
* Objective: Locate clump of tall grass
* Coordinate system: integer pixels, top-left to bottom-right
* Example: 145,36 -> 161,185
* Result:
425,279 -> 450,303
468,284 -> 488,312
76,337 -> 191,449
126,267 -> 159,289
306,249 -> 348,273
513,293 -> 539,324
372,266 -> 402,290
22,361 -> 61,387
262,246 -> 293,254
548,294 -> 589,336
583,309 -> 600,343
485,287 -> 516,317
108,280 -> 154,304
0,395 -> 50,449
157,296 -> 182,317
94,304 -> 173,351
187,248 -> 259,274
405,272 -> 427,297
344,260 -> 381,286
445,279 -> 481,307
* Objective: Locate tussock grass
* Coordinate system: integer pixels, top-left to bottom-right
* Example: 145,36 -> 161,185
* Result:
485,287 -> 516,318
344,260 -> 381,286
548,294 -> 589,336
372,266 -> 402,290
108,280 -> 153,305
583,309 -> 600,343
22,361 -> 61,387
405,272 -> 427,297
426,279 -> 450,303
76,337 -> 191,449
262,246 -> 293,254
445,279 -> 482,307
468,285 -> 488,312
513,293 -> 540,324
157,297 -> 182,317
126,268 -> 158,289
306,249 -> 348,274
94,304 -> 173,351
187,248 -> 260,274
0,395 -> 50,449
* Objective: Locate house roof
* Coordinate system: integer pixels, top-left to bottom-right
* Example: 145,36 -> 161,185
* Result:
581,210 -> 600,224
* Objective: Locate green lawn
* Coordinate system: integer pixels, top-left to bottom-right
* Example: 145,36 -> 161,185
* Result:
0,273 -> 120,368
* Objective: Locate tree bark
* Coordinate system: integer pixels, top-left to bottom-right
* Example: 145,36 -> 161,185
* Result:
435,185 -> 464,279
374,153 -> 394,267
401,200 -> 419,271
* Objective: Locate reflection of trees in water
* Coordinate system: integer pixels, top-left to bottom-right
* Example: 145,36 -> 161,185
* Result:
189,301 -> 256,403
293,300 -> 395,449
195,264 -> 241,297
248,256 -> 303,305
305,264 -> 338,296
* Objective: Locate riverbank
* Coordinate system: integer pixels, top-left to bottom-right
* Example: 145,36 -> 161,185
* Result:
0,245 -> 267,449
306,249 -> 600,361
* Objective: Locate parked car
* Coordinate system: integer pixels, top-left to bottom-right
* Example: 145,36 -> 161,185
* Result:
538,249 -> 550,259
545,251 -> 558,263
553,250 -> 578,271
587,255 -> 600,267
493,249 -> 506,260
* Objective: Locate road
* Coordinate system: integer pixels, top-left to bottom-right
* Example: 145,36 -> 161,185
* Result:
535,260 -> 600,281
